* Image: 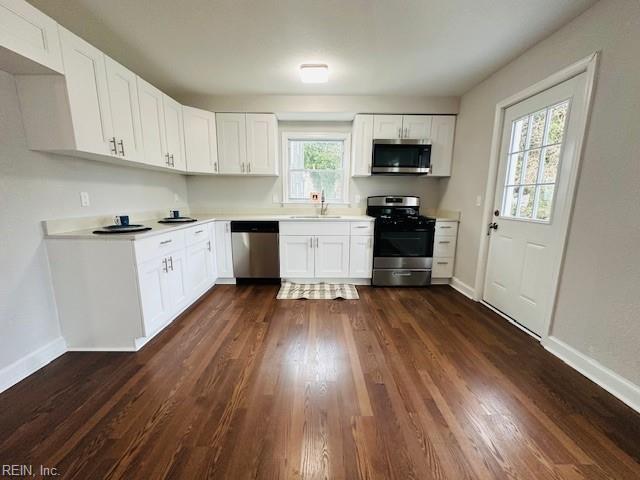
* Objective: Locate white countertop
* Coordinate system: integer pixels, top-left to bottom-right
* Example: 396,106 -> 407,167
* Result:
45,214 -> 375,241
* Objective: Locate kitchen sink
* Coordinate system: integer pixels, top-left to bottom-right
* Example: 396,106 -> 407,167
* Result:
289,215 -> 342,219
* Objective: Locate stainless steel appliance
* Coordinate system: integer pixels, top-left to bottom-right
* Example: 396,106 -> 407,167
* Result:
367,196 -> 435,286
372,139 -> 431,175
231,221 -> 280,281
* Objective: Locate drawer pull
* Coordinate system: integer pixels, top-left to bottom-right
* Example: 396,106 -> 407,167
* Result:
437,261 -> 449,265
195,230 -> 204,234
439,226 -> 453,229
354,225 -> 368,228
160,239 -> 172,245
439,241 -> 451,244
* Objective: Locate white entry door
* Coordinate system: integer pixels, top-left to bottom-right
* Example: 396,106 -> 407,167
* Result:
484,73 -> 588,336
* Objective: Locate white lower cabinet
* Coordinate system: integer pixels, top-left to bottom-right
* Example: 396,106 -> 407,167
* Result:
349,236 -> 374,278
279,221 -> 374,281
315,236 -> 350,278
279,235 -> 315,278
214,221 -> 234,279
432,220 -> 458,281
47,221 -> 218,351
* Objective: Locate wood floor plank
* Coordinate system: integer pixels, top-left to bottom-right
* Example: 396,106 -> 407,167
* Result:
0,284 -> 638,479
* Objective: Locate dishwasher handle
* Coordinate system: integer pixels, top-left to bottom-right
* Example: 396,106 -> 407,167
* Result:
230,221 -> 279,233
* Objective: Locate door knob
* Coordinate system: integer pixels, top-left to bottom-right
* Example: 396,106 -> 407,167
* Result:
487,222 -> 499,235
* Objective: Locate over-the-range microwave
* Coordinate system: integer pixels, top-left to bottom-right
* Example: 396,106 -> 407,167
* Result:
371,139 -> 431,175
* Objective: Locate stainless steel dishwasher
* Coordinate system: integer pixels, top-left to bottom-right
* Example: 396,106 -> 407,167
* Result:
231,221 -> 280,281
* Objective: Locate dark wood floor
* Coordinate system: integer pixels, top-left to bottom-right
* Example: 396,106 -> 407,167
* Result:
0,285 -> 639,479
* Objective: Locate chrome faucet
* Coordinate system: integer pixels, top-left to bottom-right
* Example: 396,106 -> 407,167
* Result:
320,189 -> 329,216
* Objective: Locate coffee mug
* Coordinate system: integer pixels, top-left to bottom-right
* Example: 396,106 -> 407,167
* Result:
169,210 -> 180,219
114,215 -> 130,226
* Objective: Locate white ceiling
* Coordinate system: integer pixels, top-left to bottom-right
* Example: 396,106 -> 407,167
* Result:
28,0 -> 596,98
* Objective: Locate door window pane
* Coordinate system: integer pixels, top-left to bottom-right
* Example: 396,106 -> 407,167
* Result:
501,100 -> 569,222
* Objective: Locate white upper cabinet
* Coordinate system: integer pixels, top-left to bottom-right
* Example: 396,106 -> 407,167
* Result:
104,56 -> 143,163
137,77 -> 167,168
0,0 -> 64,74
56,26 -> 113,155
163,95 -> 185,171
403,115 -> 432,139
351,114 -> 373,177
246,113 -> 278,175
216,113 -> 246,174
183,106 -> 218,174
373,115 -> 403,139
429,116 -> 456,177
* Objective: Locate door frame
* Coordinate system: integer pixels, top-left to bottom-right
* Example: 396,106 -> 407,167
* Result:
472,52 -> 600,339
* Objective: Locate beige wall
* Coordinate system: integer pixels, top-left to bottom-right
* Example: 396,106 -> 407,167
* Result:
440,0 -> 640,384
0,71 -> 189,371
177,94 -> 459,115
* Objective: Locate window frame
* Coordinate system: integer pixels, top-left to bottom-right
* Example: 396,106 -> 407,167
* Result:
281,131 -> 351,205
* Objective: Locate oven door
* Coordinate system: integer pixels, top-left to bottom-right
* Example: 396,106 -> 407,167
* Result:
372,140 -> 431,174
374,229 -> 434,258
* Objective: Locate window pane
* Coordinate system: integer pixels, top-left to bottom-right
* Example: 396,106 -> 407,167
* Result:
289,140 -> 343,170
535,185 -> 555,221
506,152 -> 524,185
523,148 -> 541,184
503,186 -> 520,217
542,145 -> 561,183
511,116 -> 529,153
546,102 -> 568,145
289,170 -> 343,202
518,186 -> 535,219
528,109 -> 546,149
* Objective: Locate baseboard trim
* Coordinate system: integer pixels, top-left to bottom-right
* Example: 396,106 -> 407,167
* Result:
0,337 -> 67,394
543,336 -> 640,414
450,277 -> 476,300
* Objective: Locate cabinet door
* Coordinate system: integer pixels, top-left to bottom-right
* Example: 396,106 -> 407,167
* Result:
429,115 -> 456,177
246,113 -> 277,175
166,249 -> 188,314
349,236 -> 373,278
138,257 -> 170,335
0,0 -> 64,73
403,115 -> 432,139
216,113 -> 247,174
373,115 -> 402,139
279,235 -> 314,278
186,239 -> 213,297
58,27 -> 113,155
137,77 -> 167,168
208,223 -> 218,282
315,236 -> 350,278
214,221 -> 234,278
183,106 -> 218,174
104,56 -> 143,163
163,95 -> 185,171
351,114 -> 373,177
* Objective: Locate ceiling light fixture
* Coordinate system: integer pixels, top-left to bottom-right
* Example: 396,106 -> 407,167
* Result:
299,64 -> 329,83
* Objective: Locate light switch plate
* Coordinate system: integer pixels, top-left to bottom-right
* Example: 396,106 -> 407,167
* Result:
80,191 -> 90,207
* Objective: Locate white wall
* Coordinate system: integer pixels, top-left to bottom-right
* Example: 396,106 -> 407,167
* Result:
440,0 -> 640,385
0,71 -> 188,372
187,121 -> 444,214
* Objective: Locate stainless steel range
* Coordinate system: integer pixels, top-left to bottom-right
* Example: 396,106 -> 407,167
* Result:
367,196 -> 436,286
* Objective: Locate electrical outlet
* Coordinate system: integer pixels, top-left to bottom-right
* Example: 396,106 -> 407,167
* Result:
174,193 -> 180,203
354,194 -> 362,204
475,195 -> 482,207
80,191 -> 90,207
272,193 -> 280,203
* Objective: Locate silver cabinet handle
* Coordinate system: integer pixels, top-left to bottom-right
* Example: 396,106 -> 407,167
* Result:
438,240 -> 451,244
397,127 -> 401,138
195,229 -> 204,234
168,256 -> 174,271
162,258 -> 168,273
439,225 -> 452,229
160,239 -> 172,245
309,237 -> 313,248
109,137 -> 118,155
225,223 -> 230,233
117,139 -> 125,156
315,237 -> 319,248
248,163 -> 251,173
165,153 -> 171,166
355,225 -> 368,229
214,161 -> 218,172
207,240 -> 212,252
437,261 -> 449,265
169,154 -> 175,167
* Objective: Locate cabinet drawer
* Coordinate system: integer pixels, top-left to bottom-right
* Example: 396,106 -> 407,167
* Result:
350,221 -> 374,235
279,221 -> 350,236
432,258 -> 455,278
135,231 -> 185,264
184,223 -> 211,246
435,221 -> 458,236
433,236 -> 457,257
